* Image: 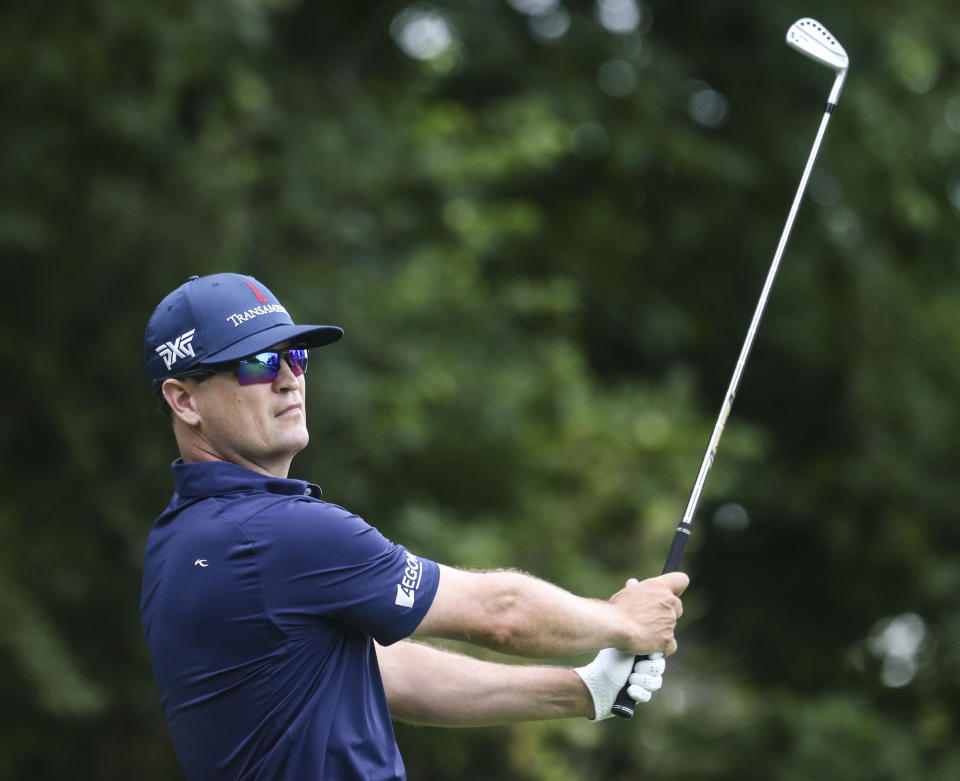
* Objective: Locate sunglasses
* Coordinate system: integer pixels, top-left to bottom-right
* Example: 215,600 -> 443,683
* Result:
234,346 -> 310,385
170,346 -> 310,387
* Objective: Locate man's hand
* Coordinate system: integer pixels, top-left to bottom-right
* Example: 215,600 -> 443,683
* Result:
609,573 -> 688,656
574,649 -> 666,721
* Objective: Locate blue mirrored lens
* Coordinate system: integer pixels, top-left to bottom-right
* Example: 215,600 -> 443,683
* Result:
237,352 -> 280,385
287,348 -> 308,376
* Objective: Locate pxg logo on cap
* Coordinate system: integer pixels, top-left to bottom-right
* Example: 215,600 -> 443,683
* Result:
144,273 -> 343,390
156,328 -> 196,371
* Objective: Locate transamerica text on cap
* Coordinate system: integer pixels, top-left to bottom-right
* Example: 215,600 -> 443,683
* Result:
225,304 -> 288,327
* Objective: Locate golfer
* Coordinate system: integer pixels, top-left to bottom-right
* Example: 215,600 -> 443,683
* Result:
141,273 -> 688,781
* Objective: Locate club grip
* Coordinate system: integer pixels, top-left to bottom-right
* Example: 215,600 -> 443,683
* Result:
609,654 -> 651,718
611,522 -> 692,719
662,522 -> 692,575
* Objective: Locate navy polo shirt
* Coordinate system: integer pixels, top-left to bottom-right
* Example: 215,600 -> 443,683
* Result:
140,460 -> 440,781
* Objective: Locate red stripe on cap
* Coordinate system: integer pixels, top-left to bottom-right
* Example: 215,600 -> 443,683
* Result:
245,280 -> 269,303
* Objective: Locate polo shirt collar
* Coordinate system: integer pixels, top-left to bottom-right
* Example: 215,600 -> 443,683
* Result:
171,459 -> 323,499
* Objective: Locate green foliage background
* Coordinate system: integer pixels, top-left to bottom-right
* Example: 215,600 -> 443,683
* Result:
2,0 -> 958,778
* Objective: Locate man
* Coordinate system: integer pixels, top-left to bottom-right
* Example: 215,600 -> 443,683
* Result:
141,273 -> 688,781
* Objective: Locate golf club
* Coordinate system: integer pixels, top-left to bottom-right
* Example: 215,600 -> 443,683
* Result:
611,17 -> 849,719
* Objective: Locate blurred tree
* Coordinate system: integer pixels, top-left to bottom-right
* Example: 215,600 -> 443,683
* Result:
1,0 -> 958,778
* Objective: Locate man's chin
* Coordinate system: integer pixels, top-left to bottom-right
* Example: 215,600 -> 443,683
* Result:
289,428 -> 309,455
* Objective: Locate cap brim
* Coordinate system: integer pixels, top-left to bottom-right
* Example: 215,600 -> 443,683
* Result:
201,324 -> 343,364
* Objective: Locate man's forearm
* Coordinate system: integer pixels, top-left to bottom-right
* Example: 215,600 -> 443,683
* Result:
415,565 -> 664,658
468,570 -> 628,656
376,640 -> 593,726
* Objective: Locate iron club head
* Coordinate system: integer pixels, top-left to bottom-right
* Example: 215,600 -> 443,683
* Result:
786,18 -> 849,72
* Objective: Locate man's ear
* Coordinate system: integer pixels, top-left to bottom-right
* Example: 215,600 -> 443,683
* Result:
162,379 -> 202,426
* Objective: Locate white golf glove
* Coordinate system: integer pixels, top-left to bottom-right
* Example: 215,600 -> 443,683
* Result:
574,649 -> 666,721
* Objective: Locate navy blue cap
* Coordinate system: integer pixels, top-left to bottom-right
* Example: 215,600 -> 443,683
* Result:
145,273 -> 343,389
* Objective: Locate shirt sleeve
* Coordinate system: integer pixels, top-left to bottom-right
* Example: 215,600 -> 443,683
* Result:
247,497 -> 439,645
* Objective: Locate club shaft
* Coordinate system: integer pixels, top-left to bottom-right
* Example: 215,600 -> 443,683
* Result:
610,71 -> 843,719
678,76 -> 841,541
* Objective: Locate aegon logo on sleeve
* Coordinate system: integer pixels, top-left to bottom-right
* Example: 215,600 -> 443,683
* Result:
394,553 -> 423,609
